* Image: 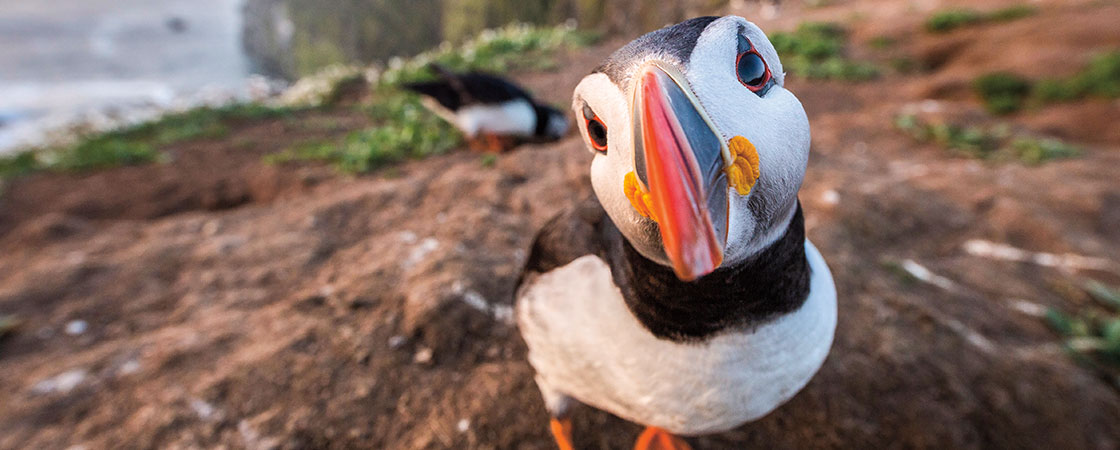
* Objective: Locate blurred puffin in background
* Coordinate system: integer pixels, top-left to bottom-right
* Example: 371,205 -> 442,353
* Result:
516,16 -> 836,450
402,64 -> 570,152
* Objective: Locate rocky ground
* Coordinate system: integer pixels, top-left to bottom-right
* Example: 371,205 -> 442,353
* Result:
2,0 -> 1120,448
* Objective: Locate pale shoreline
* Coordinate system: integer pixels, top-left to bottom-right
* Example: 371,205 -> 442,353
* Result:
0,0 -> 251,154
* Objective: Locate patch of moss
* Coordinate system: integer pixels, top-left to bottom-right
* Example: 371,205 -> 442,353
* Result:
1035,50 -> 1120,103
1046,280 -> 1120,385
0,152 -> 39,178
50,139 -> 162,172
894,114 -> 1080,164
974,72 -> 1033,114
988,4 -> 1039,22
888,57 -> 919,74
1009,138 -> 1081,165
868,35 -> 896,50
480,154 -> 498,168
768,22 -> 879,81
268,92 -> 460,173
1,104 -> 298,179
973,50 -> 1120,113
926,5 -> 1037,33
925,9 -> 985,33
378,23 -> 597,87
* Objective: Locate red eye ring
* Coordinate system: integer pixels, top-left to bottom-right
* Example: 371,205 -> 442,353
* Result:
736,41 -> 771,93
582,105 -> 608,152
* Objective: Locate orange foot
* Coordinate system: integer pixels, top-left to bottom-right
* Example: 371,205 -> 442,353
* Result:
469,133 -> 516,153
634,427 -> 693,450
550,417 -> 574,450
467,136 -> 487,152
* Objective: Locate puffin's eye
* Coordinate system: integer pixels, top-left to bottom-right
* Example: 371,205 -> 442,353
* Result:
737,53 -> 767,88
736,36 -> 771,94
582,105 -> 608,152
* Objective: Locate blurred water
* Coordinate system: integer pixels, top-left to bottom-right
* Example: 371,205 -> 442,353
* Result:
0,0 -> 254,153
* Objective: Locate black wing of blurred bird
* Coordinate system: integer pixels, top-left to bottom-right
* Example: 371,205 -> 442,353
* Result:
401,63 -> 534,111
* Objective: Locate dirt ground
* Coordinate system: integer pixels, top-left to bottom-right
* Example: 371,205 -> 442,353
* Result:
2,0 -> 1120,448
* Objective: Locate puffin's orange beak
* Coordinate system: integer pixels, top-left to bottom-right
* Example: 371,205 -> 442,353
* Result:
633,63 -> 730,281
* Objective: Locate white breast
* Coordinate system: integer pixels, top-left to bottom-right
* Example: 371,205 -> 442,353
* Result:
516,240 -> 837,435
454,99 -> 537,138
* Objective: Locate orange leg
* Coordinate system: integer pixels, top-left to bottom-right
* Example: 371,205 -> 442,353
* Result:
485,133 -> 504,153
467,135 -> 487,152
634,427 -> 692,450
550,417 -> 574,450
467,133 -> 510,153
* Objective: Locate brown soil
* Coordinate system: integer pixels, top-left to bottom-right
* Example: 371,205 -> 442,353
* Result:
2,1 -> 1119,448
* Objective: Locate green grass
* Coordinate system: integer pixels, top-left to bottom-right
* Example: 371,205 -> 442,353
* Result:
1046,280 -> 1120,387
888,57 -> 919,74
377,22 -> 597,86
868,35 -> 896,50
1035,50 -> 1120,102
926,5 -> 1038,33
973,50 -> 1120,114
267,93 -> 461,173
1008,138 -> 1081,164
768,22 -> 879,81
112,103 -> 297,147
1,103 -> 299,179
480,154 -> 498,168
0,152 -> 39,178
270,23 -> 593,174
926,9 -> 984,33
988,4 -> 1039,22
974,72 -> 1033,115
894,114 -> 1080,164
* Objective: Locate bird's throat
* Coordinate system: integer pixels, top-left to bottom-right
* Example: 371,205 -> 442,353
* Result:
606,201 -> 811,342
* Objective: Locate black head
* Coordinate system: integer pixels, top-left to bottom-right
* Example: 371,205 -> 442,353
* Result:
595,16 -> 720,87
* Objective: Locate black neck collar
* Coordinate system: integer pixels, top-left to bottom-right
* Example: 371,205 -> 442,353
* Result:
605,202 -> 811,342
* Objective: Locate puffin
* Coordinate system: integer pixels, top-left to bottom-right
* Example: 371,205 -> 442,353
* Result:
402,64 -> 570,152
515,16 -> 837,450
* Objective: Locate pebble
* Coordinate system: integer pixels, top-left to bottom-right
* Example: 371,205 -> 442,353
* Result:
457,418 -> 470,433
398,231 -> 418,244
32,368 -> 88,394
65,320 -> 88,335
118,359 -> 141,375
820,189 -> 840,206
190,398 -> 218,420
202,220 -> 221,236
413,347 -> 433,364
403,238 -> 440,269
